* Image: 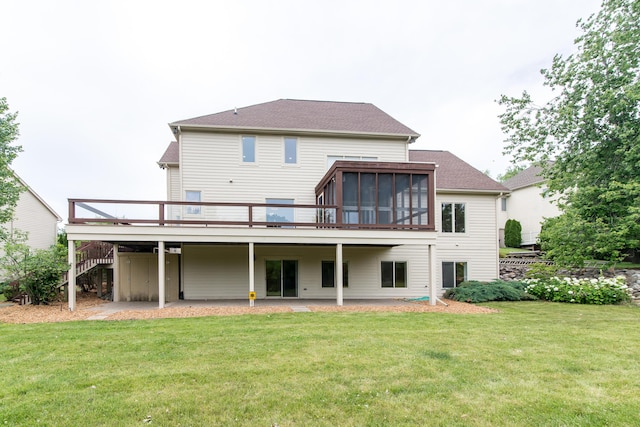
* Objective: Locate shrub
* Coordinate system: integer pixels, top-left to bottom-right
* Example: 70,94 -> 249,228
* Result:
1,232 -> 68,305
19,247 -> 68,305
525,263 -> 559,280
524,276 -> 631,305
504,219 -> 522,248
0,280 -> 21,301
444,280 -> 535,303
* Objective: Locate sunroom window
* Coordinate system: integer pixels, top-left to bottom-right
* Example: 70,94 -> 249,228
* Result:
315,161 -> 435,230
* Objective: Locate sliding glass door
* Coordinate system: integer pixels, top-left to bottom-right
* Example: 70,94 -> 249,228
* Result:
266,260 -> 298,297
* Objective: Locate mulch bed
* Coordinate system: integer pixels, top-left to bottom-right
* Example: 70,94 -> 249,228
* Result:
0,294 -> 497,324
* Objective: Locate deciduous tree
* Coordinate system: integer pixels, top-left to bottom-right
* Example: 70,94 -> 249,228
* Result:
0,97 -> 23,229
498,0 -> 640,266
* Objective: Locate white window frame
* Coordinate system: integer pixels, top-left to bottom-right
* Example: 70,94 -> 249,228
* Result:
185,190 -> 201,215
284,137 -> 297,165
321,260 -> 349,288
441,202 -> 466,233
327,155 -> 378,168
266,198 -> 294,227
242,135 -> 256,163
442,261 -> 467,288
381,261 -> 407,288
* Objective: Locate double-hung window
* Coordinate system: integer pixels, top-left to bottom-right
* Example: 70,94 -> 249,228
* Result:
284,137 -> 297,164
441,202 -> 465,233
381,261 -> 407,288
242,136 -> 256,163
185,190 -> 201,215
266,198 -> 294,226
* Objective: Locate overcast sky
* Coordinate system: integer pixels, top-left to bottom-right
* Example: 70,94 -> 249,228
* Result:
1,0 -> 601,223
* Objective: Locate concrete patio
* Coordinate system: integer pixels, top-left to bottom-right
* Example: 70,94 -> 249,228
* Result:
83,298 -> 423,320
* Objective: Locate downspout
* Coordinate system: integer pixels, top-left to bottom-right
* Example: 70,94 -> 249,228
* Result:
495,192 -> 504,279
429,164 -> 439,305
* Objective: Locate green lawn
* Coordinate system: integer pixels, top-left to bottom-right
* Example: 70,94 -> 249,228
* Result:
499,247 -> 534,258
1,303 -> 639,426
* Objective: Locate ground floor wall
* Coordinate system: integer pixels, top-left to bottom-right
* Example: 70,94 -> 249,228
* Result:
182,244 -> 433,300
436,246 -> 501,287
113,241 -> 500,302
117,253 -> 179,302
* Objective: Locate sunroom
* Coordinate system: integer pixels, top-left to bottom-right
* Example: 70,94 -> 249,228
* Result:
315,161 -> 436,230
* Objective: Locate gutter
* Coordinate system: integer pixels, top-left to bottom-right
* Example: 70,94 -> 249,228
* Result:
168,123 -> 420,141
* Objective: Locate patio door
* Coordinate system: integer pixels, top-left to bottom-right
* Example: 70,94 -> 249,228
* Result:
266,260 -> 298,297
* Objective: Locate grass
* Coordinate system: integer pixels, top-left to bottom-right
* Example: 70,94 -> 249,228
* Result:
499,247 -> 534,258
1,303 -> 640,426
612,261 -> 640,269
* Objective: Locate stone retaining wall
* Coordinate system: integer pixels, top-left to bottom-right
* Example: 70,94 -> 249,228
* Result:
500,261 -> 640,304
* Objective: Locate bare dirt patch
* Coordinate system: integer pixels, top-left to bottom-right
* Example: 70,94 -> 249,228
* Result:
0,294 -> 497,324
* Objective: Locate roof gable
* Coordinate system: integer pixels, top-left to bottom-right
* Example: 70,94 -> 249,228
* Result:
170,99 -> 419,138
409,150 -> 508,193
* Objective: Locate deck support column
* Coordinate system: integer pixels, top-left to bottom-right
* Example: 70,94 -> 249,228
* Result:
68,239 -> 76,311
96,268 -> 103,298
336,243 -> 343,306
429,244 -> 437,306
248,242 -> 255,307
112,244 -> 120,302
158,241 -> 165,309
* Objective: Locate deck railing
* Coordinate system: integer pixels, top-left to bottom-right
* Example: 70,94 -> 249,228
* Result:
60,241 -> 114,285
68,199 -> 435,230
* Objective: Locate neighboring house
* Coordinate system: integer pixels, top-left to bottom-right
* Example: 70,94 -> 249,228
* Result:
498,164 -> 562,247
0,173 -> 62,277
65,99 -> 508,310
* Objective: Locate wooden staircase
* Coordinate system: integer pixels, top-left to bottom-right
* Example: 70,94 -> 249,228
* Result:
61,241 -> 114,286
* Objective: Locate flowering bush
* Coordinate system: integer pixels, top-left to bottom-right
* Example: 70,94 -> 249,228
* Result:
524,276 -> 631,305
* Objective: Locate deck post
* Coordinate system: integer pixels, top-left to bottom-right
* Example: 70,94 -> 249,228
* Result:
429,244 -> 437,306
68,239 -> 76,311
113,244 -> 120,302
248,242 -> 255,307
158,241 -> 165,308
159,203 -> 165,226
336,243 -> 343,306
96,268 -> 103,298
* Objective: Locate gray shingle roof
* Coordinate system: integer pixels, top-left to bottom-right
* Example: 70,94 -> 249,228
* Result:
158,141 -> 178,164
170,99 -> 420,138
409,150 -> 509,193
502,164 -> 545,190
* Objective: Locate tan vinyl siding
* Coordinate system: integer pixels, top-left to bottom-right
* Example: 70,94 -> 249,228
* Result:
182,245 -> 249,299
339,245 -> 430,299
181,244 -> 432,300
436,193 -> 500,283
168,166 -> 180,201
180,131 -> 407,212
6,189 -> 59,250
166,166 -> 181,220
